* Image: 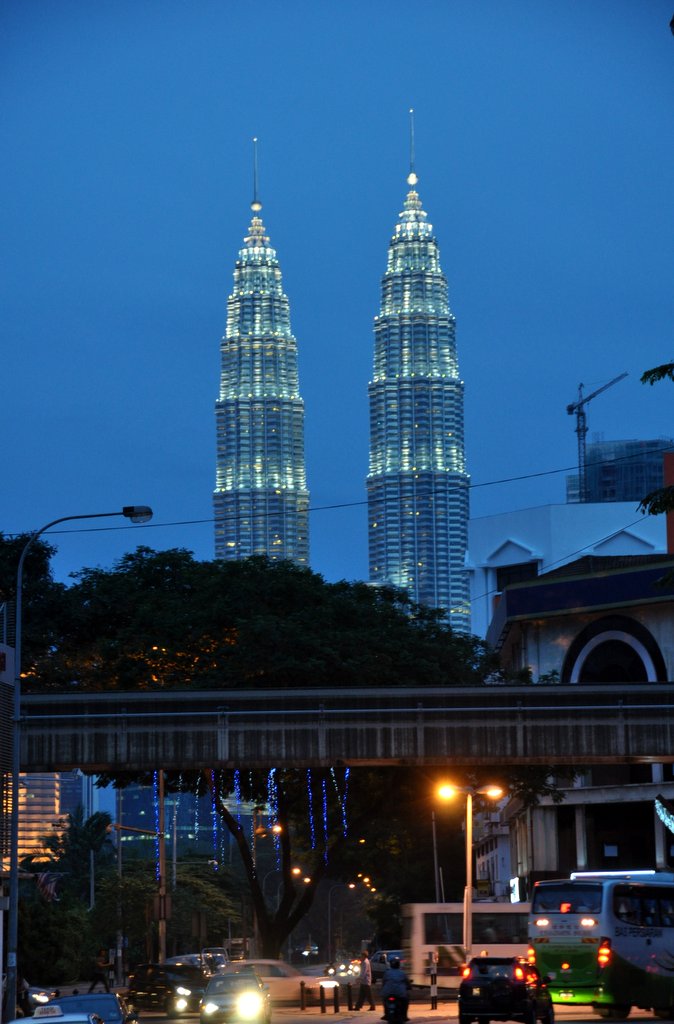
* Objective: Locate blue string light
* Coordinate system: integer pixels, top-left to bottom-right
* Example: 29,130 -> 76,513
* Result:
322,776 -> 329,863
234,770 -> 242,824
210,770 -> 219,869
152,770 -> 160,881
307,769 -> 316,850
656,797 -> 674,834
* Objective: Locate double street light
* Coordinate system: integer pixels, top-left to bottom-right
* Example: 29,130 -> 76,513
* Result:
436,782 -> 504,962
4,506 -> 152,1024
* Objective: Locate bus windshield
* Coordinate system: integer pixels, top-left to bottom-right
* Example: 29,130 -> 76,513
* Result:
531,882 -> 602,914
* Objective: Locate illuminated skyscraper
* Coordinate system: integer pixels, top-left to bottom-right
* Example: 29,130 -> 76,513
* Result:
367,126 -> 471,632
214,147 -> 309,563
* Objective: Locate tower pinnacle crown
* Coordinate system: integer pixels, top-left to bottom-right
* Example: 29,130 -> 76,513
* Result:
251,136 -> 262,212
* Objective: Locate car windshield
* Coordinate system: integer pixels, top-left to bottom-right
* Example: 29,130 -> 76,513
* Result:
165,967 -> 207,982
47,998 -> 121,1021
251,963 -> 299,977
207,978 -> 260,994
468,959 -> 517,980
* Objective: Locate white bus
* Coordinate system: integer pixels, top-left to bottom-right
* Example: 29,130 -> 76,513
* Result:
401,901 -> 531,987
529,871 -> 674,1018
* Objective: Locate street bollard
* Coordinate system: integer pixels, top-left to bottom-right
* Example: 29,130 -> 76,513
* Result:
332,985 -> 340,1013
430,966 -> 437,1009
319,984 -> 327,1014
347,984 -> 353,1011
300,981 -> 307,1010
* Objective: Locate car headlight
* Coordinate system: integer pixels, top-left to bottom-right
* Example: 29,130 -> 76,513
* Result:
33,993 -> 51,1005
202,1002 -> 219,1015
174,997 -> 189,1011
235,992 -> 264,1019
176,987 -> 192,996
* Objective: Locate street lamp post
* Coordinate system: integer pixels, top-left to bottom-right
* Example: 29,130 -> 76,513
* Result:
3,506 -> 152,1024
436,783 -> 504,963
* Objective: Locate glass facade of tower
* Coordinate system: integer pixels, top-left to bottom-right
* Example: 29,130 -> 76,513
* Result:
214,207 -> 309,563
367,183 -> 471,632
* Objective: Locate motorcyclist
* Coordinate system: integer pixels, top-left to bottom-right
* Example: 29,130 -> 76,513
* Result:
380,957 -> 411,1022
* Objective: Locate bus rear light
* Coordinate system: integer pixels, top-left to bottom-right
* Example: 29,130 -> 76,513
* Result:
535,917 -> 550,927
598,939 -> 612,968
561,962 -> 570,971
580,917 -> 596,927
527,947 -> 536,964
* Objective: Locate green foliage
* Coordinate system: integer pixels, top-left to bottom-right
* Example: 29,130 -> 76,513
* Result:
25,807 -> 115,903
21,548 -> 496,692
639,362 -> 674,518
641,362 -> 674,387
0,533 -> 65,670
89,861 -> 158,967
18,893 -> 93,985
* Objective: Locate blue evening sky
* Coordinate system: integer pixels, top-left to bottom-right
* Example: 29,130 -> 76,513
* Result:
3,1 -> 673,589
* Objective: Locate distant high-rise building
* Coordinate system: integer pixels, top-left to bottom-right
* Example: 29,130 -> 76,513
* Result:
214,150 -> 309,563
367,134 -> 470,632
566,438 -> 674,504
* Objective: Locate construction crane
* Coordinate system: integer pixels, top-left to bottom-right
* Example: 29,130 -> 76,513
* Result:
567,372 -> 628,502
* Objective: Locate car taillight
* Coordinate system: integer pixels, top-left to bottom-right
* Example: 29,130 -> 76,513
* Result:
598,939 -> 611,968
461,966 -> 471,979
514,966 -> 525,980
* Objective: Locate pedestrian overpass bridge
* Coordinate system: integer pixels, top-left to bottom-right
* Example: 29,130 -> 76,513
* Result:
14,683 -> 674,771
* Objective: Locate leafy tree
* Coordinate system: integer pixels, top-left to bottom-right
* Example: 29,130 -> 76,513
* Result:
18,896 -> 93,985
24,807 -> 115,903
0,533 -> 65,670
20,548 -> 497,692
640,362 -> 674,516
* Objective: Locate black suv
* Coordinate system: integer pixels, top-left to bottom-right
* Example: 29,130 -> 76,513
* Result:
127,963 -> 210,1018
458,957 -> 554,1024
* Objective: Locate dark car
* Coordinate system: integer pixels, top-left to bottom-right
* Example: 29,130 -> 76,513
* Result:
46,994 -> 137,1024
458,957 -> 554,1024
127,963 -> 210,1018
199,972 -> 271,1024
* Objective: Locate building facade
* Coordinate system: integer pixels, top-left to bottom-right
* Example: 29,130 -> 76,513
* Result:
487,552 -> 674,897
566,438 -> 674,503
468,503 -> 668,639
213,188 -> 309,564
367,165 -> 470,632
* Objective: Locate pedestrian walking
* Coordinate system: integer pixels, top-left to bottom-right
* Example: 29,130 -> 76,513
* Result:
355,950 -> 376,1010
88,949 -> 112,993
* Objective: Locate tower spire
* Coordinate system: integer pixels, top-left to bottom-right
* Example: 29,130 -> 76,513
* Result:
251,136 -> 262,212
407,108 -> 418,187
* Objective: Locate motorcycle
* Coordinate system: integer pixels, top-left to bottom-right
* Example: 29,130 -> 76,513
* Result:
383,995 -> 407,1024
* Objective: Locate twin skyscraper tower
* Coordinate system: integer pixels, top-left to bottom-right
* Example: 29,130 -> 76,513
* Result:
213,133 -> 471,634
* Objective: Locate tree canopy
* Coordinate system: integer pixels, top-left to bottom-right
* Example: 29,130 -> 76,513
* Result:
17,547 -> 497,692
639,361 -> 674,517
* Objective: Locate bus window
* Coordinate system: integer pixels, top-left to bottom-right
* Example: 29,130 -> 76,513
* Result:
531,882 -> 602,914
642,898 -> 659,927
615,894 -> 640,925
660,898 -> 674,927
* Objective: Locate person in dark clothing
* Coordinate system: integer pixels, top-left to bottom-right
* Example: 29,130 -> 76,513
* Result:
88,949 -> 112,993
380,958 -> 411,1021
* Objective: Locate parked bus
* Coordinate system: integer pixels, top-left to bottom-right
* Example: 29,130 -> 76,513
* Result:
401,901 -> 531,987
529,871 -> 674,1018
